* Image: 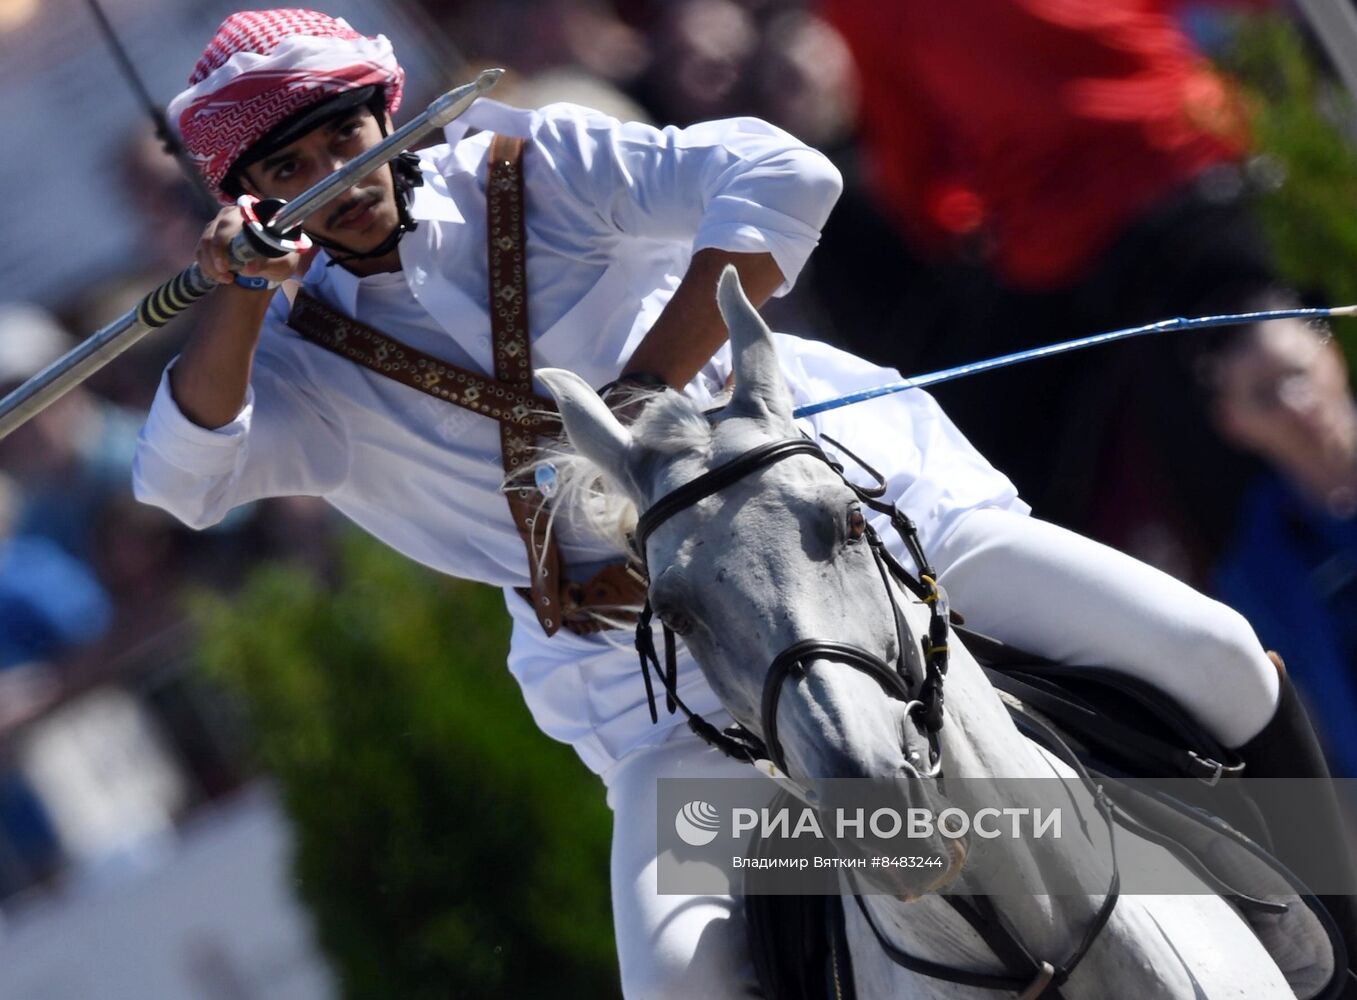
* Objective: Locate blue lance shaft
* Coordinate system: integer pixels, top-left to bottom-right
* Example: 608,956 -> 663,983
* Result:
792,304 -> 1357,420
0,68 -> 504,442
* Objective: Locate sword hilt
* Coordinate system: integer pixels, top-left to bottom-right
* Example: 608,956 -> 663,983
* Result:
136,265 -> 218,327
228,195 -> 311,269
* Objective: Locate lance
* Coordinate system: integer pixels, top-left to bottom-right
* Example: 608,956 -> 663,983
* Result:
792,304 -> 1357,420
0,68 -> 504,441
84,0 -> 218,217
532,303 -> 1356,501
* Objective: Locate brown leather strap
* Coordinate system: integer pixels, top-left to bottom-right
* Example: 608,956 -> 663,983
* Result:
557,562 -> 649,636
486,134 -> 570,636
485,141 -> 649,632
288,291 -> 559,432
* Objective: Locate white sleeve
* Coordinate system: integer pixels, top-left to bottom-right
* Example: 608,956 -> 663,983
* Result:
131,305 -> 349,530
528,103 -> 843,296
772,335 -> 1030,558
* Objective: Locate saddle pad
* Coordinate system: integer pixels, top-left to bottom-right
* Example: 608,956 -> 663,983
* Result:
1002,694 -> 1344,1000
1100,773 -> 1340,999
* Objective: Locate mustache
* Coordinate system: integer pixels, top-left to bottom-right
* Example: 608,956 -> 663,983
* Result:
326,192 -> 379,228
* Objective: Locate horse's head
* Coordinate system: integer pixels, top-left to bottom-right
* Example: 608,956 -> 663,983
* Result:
539,268 -> 941,796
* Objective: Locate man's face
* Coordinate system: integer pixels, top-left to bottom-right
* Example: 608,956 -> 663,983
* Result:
1212,320 -> 1357,479
241,106 -> 399,254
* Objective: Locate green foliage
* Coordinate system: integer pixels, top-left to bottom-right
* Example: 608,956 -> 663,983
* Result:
192,533 -> 619,999
1218,13 -> 1357,365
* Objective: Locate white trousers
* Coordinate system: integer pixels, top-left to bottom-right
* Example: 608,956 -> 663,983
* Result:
601,507 -> 1281,999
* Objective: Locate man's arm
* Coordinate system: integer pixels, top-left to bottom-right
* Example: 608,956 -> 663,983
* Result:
171,206 -> 303,428
531,106 -> 843,387
133,206 -> 347,530
173,286 -> 274,428
620,248 -> 783,388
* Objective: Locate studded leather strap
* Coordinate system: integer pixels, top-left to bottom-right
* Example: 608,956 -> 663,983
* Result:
485,134 -> 568,636
287,290 -> 558,432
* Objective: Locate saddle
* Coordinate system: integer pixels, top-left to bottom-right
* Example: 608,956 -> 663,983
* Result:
744,625 -> 1349,1000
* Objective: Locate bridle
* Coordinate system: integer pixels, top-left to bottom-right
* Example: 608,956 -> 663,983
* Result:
625,430 -> 1124,999
629,434 -> 951,789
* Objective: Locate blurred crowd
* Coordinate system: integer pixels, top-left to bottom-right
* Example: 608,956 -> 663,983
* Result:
2,0 -> 1356,905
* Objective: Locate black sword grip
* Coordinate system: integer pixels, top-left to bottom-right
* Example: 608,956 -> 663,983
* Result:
135,265 -> 217,328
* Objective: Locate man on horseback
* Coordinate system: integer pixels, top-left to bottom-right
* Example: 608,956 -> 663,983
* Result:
133,9 -> 1354,996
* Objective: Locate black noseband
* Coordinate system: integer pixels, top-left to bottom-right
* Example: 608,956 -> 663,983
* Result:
761,639 -> 920,776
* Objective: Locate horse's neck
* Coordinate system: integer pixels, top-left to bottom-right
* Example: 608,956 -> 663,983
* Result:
936,644 -> 1069,780
851,605 -> 1295,999
908,599 -> 1113,958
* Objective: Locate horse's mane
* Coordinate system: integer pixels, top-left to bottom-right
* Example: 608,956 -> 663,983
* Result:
516,386 -> 722,558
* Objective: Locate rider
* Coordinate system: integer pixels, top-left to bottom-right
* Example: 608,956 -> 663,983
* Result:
133,9 -> 1354,995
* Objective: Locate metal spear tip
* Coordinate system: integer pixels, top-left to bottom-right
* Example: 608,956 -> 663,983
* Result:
426,68 -> 506,128
475,67 -> 506,91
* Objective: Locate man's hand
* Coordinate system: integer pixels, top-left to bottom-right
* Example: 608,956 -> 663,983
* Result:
169,205 -> 307,430
195,204 -> 306,287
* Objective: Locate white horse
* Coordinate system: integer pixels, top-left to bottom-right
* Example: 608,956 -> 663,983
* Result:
537,267 -> 1319,999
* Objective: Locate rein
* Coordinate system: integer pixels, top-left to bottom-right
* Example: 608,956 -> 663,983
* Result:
848,705 -> 1125,1000
627,430 -> 1124,998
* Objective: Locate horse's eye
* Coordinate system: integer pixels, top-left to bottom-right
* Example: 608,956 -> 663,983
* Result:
847,504 -> 867,542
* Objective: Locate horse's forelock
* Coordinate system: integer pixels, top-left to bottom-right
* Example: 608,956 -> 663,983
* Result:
630,389 -> 718,458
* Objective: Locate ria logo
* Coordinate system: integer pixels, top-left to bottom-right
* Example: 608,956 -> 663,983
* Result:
674,801 -> 721,846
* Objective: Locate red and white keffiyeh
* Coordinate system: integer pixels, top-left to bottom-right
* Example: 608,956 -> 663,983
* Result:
169,9 -> 405,199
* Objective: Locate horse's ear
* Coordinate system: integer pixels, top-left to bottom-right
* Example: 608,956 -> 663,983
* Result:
538,368 -> 634,472
718,266 -> 793,423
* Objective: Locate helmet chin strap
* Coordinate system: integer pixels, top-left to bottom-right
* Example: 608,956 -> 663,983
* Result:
316,149 -> 423,267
